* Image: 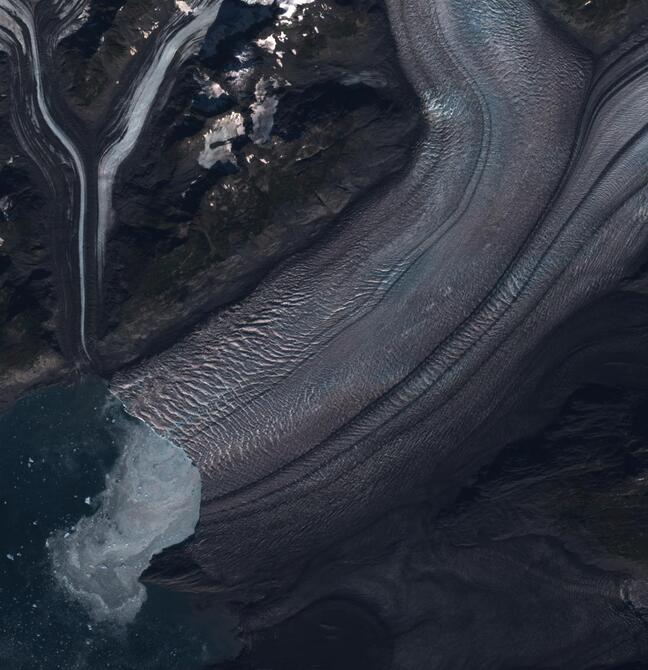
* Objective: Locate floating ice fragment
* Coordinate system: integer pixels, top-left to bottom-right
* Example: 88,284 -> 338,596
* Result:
48,414 -> 201,624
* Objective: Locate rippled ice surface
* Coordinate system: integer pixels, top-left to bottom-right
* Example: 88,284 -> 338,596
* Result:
0,379 -> 238,669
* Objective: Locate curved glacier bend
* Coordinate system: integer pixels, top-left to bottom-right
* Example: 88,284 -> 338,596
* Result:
47,409 -> 201,624
112,0 -> 648,594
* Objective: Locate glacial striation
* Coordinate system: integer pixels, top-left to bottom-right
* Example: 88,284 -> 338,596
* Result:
3,0 -> 648,667
114,0 -> 648,665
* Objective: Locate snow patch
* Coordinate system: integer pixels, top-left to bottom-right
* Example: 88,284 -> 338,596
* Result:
256,34 -> 277,53
241,0 -> 314,24
199,111 -> 245,168
224,47 -> 256,92
176,0 -> 193,14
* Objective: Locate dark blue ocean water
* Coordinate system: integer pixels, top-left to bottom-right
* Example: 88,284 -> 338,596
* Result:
0,379 -> 238,670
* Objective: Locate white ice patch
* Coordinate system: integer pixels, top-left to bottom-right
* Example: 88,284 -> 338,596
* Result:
278,0 -> 314,21
48,417 -> 201,624
199,111 -> 245,169
0,195 -> 11,218
176,0 -> 193,14
255,34 -> 277,53
224,66 -> 254,92
240,0 -> 314,23
206,80 -> 226,98
197,71 -> 226,98
222,45 -> 256,92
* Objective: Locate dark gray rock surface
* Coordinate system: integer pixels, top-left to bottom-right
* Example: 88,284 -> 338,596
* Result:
0,0 -> 418,402
537,0 -> 648,53
0,52 -> 71,407
97,0 -> 420,367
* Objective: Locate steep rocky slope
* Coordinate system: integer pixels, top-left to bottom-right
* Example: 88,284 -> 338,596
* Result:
0,0 -> 420,402
0,55 -> 70,402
